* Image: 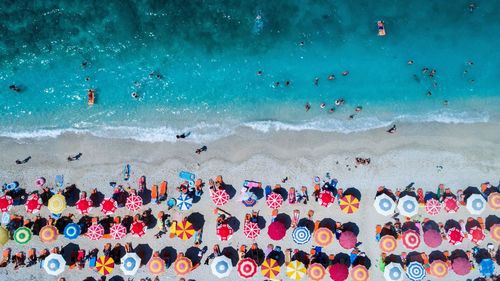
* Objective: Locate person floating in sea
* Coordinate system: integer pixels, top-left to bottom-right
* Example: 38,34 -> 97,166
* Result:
342,70 -> 349,76
285,80 -> 291,86
256,70 -> 263,76
176,132 -> 191,139
9,85 -> 21,92
407,60 -> 414,65
15,156 -> 31,165
355,106 -> 362,112
387,124 -> 397,133
131,92 -> 140,99
195,146 -> 207,154
335,98 -> 345,106
426,91 -> 432,96
305,102 -> 311,112
320,103 -> 326,109
314,77 -> 319,86
328,74 -> 335,80
469,3 -> 476,13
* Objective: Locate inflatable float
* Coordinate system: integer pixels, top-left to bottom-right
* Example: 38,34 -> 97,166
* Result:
88,89 -> 95,105
179,171 -> 195,187
377,20 -> 386,36
35,177 -> 46,187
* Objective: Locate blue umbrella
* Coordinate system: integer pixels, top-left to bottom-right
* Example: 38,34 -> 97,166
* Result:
384,263 -> 403,281
177,194 -> 193,211
211,255 -> 232,278
479,258 -> 494,277
292,226 -> 311,245
406,261 -> 426,281
63,223 -> 81,240
120,253 -> 141,276
242,192 -> 257,207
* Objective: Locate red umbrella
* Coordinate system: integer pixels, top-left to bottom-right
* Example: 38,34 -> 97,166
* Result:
130,221 -> 146,237
447,227 -> 464,245
75,197 -> 93,215
86,224 -> 104,240
339,231 -> 357,249
210,190 -> 230,206
329,263 -> 348,281
402,230 -> 421,250
318,191 -> 334,207
125,195 -> 143,212
243,222 -> 260,239
268,221 -> 286,240
0,195 -> 13,212
468,226 -> 485,244
100,198 -> 117,215
425,198 -> 441,215
266,193 -> 283,209
423,229 -> 442,248
451,257 -> 471,276
443,197 -> 459,213
110,224 -> 127,239
216,224 -> 234,241
25,194 -> 42,214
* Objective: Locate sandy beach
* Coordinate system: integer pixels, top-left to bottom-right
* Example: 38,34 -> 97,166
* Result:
0,121 -> 499,281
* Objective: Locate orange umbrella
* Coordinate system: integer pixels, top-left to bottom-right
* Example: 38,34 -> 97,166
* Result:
313,227 -> 334,247
429,260 -> 448,278
490,224 -> 500,242
339,195 -> 360,214
350,265 -> 369,281
96,256 -> 114,275
173,256 -> 192,276
379,235 -> 397,252
39,225 -> 58,243
488,192 -> 500,210
307,263 -> 326,281
148,256 -> 166,275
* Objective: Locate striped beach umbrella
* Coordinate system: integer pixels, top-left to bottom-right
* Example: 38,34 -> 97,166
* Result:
406,262 -> 426,281
43,253 -> 66,276
292,226 -> 311,245
466,194 -> 486,215
329,263 -> 348,281
318,190 -> 335,207
110,223 -> 127,240
0,195 -> 13,212
243,222 -> 260,239
429,260 -> 448,278
25,194 -> 42,214
397,195 -> 418,217
237,258 -> 258,279
447,227 -> 464,245
468,226 -> 485,244
313,227 -> 334,247
0,226 -> 9,246
339,230 -> 357,249
120,253 -> 141,276
384,263 -> 404,281
148,256 -> 166,275
211,189 -> 230,206
174,256 -> 192,276
443,197 -> 459,213
126,195 -> 143,212
402,230 -> 420,250
350,265 -> 369,281
176,220 -> 195,240
211,255 -> 232,278
96,256 -> 114,275
490,224 -> 500,242
374,193 -> 396,216
261,258 -> 280,279
130,221 -> 146,237
488,192 -> 500,210
100,198 -> 117,215
86,224 -> 104,240
216,224 -> 234,241
379,235 -> 397,252
63,223 -> 81,240
307,263 -> 326,281
242,192 -> 258,207
339,195 -> 360,214
266,192 -> 283,209
75,197 -> 93,215
425,198 -> 441,215
177,194 -> 193,211
286,260 -> 306,280
14,226 -> 32,244
47,194 -> 66,214
39,225 -> 58,243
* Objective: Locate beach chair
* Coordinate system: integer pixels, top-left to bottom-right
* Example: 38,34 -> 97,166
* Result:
159,181 -> 167,199
291,210 -> 300,228
151,184 -> 158,203
169,221 -> 177,238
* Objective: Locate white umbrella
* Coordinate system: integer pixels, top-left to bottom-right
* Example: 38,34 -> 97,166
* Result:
120,253 -> 141,276
43,253 -> 66,276
211,255 -> 232,278
374,194 -> 396,216
384,262 -> 404,281
466,194 -> 486,215
397,195 -> 418,217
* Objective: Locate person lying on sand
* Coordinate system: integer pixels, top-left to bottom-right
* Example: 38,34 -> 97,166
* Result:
387,124 -> 396,133
67,152 -> 82,161
176,132 -> 191,139
15,156 -> 31,164
195,145 -> 207,154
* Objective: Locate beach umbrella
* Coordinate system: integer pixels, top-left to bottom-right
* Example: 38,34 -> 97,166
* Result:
110,223 -> 127,240
479,258 -> 495,277
242,192 -> 257,207
447,227 -> 464,245
177,194 -> 193,211
384,263 -> 404,281
313,227 -> 334,247
75,197 -> 92,215
174,257 -> 192,276
374,194 -> 396,216
490,224 -> 500,242
120,253 -> 141,276
130,221 -> 146,237
39,225 -> 58,243
148,256 -> 166,275
216,224 -> 234,241
339,194 -> 360,214
307,263 -> 326,281
286,260 -> 306,280
268,221 -> 286,240
14,226 -> 32,244
379,235 -> 397,252
176,220 -> 195,240
125,195 -> 143,212
261,258 -> 281,279
243,222 -> 260,239
350,265 -> 369,281
211,189 -> 230,206
211,255 -> 232,278
423,229 -> 442,248
0,195 -> 13,212
292,226 -> 311,245
86,224 -> 104,240
25,194 -> 42,214
466,193 -> 486,215
402,230 -> 420,250
443,197 -> 459,213
397,195 -> 418,217
425,198 -> 441,215
43,253 -> 66,276
468,226 -> 485,244
0,226 -> 9,246
318,191 -> 335,207
266,192 -> 283,209
237,258 -> 258,279
339,230 -> 357,249
429,260 -> 448,278
451,257 -> 471,276
48,194 -> 66,214
406,261 -> 426,281
329,263 -> 348,281
100,198 -> 117,215
63,223 -> 81,240
96,256 -> 115,275
488,192 -> 500,210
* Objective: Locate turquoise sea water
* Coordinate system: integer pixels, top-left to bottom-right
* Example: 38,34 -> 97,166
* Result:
0,1 -> 499,142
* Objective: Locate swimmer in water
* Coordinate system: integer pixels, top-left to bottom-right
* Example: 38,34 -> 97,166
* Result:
426,91 -> 432,96
466,61 -> 474,66
285,81 -> 290,86
131,92 -> 140,99
422,67 -> 429,74
320,103 -> 326,109
407,60 -> 414,65
273,82 -> 280,88
429,69 -> 436,78
335,98 -> 345,106
314,78 -> 319,86
328,108 -> 335,113
298,41 -> 305,47
257,70 -> 263,76
81,61 -> 88,68
328,74 -> 335,80
349,114 -> 355,119
355,106 -> 362,112
443,100 -> 448,106
469,3 -> 476,13
85,76 -> 90,81
305,103 -> 311,112
342,71 -> 349,76
9,85 -> 21,92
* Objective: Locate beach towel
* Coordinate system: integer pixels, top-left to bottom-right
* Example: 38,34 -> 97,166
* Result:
265,186 -> 272,198
88,256 -> 96,268
151,184 -> 158,201
55,175 -> 64,189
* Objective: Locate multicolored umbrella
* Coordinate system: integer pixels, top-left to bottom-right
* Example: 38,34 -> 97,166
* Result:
268,221 -> 286,240
75,197 -> 93,215
451,257 -> 471,276
266,192 -> 283,209
307,263 -> 326,281
466,194 -> 486,215
43,253 -> 66,276
429,260 -> 448,278
379,235 -> 397,252
110,223 -> 127,240
242,192 -> 257,207
125,195 -> 143,212
384,263 -> 404,281
490,224 -> 500,242
47,194 -> 66,214
318,191 -> 335,207
39,225 -> 58,243
216,224 -> 234,241
374,193 -> 396,216
211,255 -> 232,278
350,265 -> 369,281
176,220 -> 195,240
130,221 -> 146,237
243,222 -> 260,239
173,257 -> 191,275
0,226 -> 9,246
96,256 -> 115,275
120,253 -> 141,276
425,198 -> 441,215
148,256 -> 166,275
406,261 -> 426,281
261,258 -> 281,279
339,195 -> 360,214
468,226 -> 485,244
443,197 -> 459,213
329,263 -> 348,281
100,198 -> 117,215
14,226 -> 32,244
339,230 -> 357,249
292,226 -> 311,245
447,227 -> 464,245
313,227 -> 334,247
402,230 -> 420,250
25,194 -> 42,214
286,260 -> 306,280
479,258 -> 495,278
423,229 -> 442,248
397,195 -> 418,217
177,194 -> 193,211
488,192 -> 500,210
63,223 -> 81,240
237,258 -> 258,279
86,224 -> 104,240
211,189 -> 230,206
0,195 -> 13,212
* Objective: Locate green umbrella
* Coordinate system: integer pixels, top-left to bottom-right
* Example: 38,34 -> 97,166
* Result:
14,227 -> 32,244
0,226 -> 9,245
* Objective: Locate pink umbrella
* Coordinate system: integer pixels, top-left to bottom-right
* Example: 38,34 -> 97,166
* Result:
125,195 -> 143,212
210,190 -> 230,206
339,231 -> 357,249
451,257 -> 471,276
329,263 -> 349,281
100,198 -> 117,215
0,195 -> 13,212
468,226 -> 485,244
243,222 -> 260,239
266,193 -> 283,209
447,227 -> 464,245
216,224 -> 234,241
86,224 -> 104,240
110,224 -> 127,239
268,221 -> 286,240
25,194 -> 42,214
425,198 -> 441,215
443,197 -> 459,213
75,197 -> 93,215
402,230 -> 421,250
318,191 -> 334,207
130,221 -> 146,237
423,229 -> 442,248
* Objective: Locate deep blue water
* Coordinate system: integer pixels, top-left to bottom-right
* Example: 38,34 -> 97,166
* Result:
0,1 -> 499,142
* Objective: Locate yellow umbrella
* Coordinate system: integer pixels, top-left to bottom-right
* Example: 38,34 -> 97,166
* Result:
175,220 -> 195,240
261,258 -> 280,279
0,226 -> 8,245
48,194 -> 66,214
286,260 -> 306,280
96,256 -> 115,275
339,195 -> 360,214
313,227 -> 334,247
